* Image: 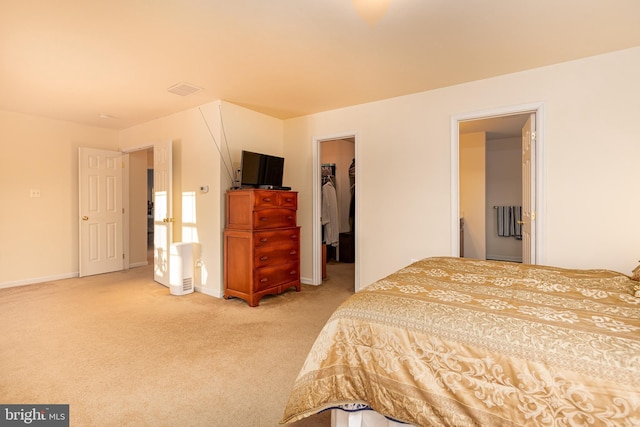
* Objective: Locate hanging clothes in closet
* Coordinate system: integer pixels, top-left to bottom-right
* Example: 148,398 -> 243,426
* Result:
321,164 -> 339,247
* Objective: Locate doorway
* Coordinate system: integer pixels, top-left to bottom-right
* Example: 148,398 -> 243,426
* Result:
313,134 -> 358,290
147,153 -> 154,263
460,114 -> 529,262
451,103 -> 545,264
124,147 -> 155,268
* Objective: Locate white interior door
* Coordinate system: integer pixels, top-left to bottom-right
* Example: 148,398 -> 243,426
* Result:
79,147 -> 124,277
521,114 -> 536,264
153,140 -> 173,286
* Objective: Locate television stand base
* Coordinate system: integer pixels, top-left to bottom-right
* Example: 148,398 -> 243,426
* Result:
258,185 -> 291,190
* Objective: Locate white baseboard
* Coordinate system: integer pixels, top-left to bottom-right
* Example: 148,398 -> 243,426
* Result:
301,276 -> 316,285
196,286 -> 223,298
129,261 -> 149,268
486,255 -> 523,263
0,272 -> 78,289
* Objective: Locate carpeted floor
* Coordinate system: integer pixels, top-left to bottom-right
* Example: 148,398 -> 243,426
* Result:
0,260 -> 355,426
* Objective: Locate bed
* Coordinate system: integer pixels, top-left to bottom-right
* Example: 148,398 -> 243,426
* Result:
281,257 -> 640,426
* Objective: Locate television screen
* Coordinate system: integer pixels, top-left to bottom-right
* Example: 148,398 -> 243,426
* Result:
262,155 -> 284,186
240,150 -> 284,188
240,150 -> 262,187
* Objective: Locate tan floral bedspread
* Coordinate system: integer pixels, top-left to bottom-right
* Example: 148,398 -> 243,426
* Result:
281,257 -> 640,426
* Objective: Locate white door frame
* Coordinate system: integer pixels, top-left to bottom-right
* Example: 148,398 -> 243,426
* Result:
312,132 -> 360,288
450,103 -> 545,264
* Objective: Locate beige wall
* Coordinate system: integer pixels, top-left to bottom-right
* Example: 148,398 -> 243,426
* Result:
0,110 -> 119,286
284,47 -> 640,289
460,132 -> 486,260
3,47 -> 640,291
119,100 -> 283,297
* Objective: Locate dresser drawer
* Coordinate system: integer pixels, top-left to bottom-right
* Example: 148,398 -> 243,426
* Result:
227,189 -> 298,230
252,209 -> 296,229
252,190 -> 297,209
254,228 -> 300,247
277,192 -> 297,209
254,244 -> 299,268
254,262 -> 299,292
253,191 -> 280,208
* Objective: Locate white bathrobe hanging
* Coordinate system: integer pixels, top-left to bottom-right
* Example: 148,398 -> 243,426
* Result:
322,181 -> 339,246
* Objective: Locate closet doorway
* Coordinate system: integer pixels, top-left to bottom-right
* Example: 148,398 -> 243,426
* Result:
313,135 -> 357,290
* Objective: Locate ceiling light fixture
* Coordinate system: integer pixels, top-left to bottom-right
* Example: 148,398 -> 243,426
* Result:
352,0 -> 391,26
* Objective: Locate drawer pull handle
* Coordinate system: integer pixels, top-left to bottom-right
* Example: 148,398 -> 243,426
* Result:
286,216 -> 294,220
259,217 -> 268,222
260,238 -> 268,242
289,270 -> 297,275
290,235 -> 297,240
263,197 -> 272,202
260,278 -> 269,283
289,251 -> 297,255
260,256 -> 268,261
285,198 -> 293,202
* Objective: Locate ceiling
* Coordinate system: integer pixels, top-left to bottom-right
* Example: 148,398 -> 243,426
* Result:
1,1 -> 639,130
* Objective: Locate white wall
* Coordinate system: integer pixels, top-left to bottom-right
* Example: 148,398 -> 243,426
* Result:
0,110 -> 119,286
0,100 -> 283,291
284,47 -> 640,289
119,100 -> 283,298
460,132 -> 486,260
3,47 -> 640,290
285,100 -> 455,288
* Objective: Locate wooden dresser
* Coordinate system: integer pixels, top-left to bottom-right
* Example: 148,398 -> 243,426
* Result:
223,189 -> 300,306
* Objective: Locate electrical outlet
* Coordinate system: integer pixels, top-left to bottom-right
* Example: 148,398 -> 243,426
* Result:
30,189 -> 41,198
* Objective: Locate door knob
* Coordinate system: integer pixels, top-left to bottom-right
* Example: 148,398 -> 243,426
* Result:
82,216 -> 89,221
517,220 -> 526,225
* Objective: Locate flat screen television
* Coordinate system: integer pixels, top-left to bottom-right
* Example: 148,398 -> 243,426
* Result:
239,150 -> 287,189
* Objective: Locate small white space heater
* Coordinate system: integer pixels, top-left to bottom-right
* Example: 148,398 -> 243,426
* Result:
169,242 -> 200,296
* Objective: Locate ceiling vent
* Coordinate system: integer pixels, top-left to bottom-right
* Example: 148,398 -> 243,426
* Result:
167,82 -> 203,96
